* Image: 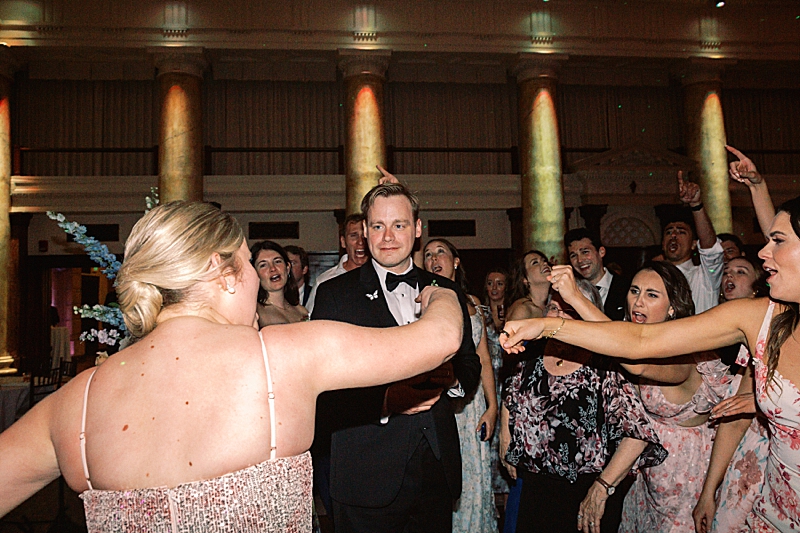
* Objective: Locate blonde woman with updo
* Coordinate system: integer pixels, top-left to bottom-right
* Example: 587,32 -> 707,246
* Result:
0,201 -> 464,532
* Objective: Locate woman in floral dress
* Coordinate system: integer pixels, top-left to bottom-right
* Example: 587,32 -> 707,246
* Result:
500,275 -> 666,533
500,195 -> 800,533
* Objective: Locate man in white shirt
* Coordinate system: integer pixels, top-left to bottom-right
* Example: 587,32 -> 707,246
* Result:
660,172 -> 724,314
305,213 -> 368,314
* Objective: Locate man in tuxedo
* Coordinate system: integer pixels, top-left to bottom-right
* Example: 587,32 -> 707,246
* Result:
564,227 -> 628,320
312,182 -> 481,533
284,245 -> 312,307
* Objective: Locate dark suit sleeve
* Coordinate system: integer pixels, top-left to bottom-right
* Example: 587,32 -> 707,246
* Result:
451,284 -> 482,397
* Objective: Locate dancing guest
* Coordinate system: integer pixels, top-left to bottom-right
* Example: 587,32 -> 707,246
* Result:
500,195 -> 800,533
251,240 -> 308,325
0,201 -> 465,531
501,273 -> 665,533
483,269 -> 511,498
717,233 -> 746,263
506,250 -> 551,321
564,227 -> 628,320
660,172 -> 724,314
423,239 -> 498,533
284,245 -> 312,307
312,183 -> 481,533
305,213 -> 368,314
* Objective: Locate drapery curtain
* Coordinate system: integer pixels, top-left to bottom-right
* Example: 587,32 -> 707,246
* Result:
723,88 -> 800,174
203,80 -> 343,175
14,79 -> 156,176
385,82 -> 517,174
558,85 -> 684,168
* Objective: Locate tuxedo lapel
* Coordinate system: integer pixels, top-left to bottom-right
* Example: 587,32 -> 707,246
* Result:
358,261 -> 399,327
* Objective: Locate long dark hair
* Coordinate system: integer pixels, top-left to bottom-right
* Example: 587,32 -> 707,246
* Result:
628,261 -> 695,321
423,238 -> 469,294
249,240 -> 300,307
509,250 -> 548,303
766,196 -> 800,389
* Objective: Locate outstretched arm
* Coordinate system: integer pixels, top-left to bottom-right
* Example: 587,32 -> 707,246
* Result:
502,297 -> 768,361
292,285 -> 464,395
727,145 -> 776,238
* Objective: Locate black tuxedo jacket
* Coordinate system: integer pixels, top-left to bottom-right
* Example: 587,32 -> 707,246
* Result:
301,283 -> 312,307
604,272 -> 629,322
312,261 -> 481,508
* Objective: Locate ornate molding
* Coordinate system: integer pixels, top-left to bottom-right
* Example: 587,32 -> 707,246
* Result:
512,53 -> 568,83
151,47 -> 208,79
338,49 -> 391,79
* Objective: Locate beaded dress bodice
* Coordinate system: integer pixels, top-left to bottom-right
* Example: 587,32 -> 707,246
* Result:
80,332 -> 313,533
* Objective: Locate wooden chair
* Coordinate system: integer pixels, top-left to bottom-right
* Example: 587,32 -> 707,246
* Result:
29,364 -> 62,409
60,360 -> 77,379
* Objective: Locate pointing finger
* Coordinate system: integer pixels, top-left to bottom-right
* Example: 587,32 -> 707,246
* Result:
726,145 -> 746,160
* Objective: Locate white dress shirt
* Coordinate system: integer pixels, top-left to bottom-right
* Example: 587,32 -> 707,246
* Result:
595,268 -> 613,305
675,239 -> 724,315
372,258 -> 421,325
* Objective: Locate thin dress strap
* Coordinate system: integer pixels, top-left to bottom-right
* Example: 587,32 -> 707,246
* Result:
259,331 -> 278,460
80,368 -> 98,490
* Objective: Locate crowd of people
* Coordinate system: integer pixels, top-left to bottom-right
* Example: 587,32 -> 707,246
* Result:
0,145 -> 797,533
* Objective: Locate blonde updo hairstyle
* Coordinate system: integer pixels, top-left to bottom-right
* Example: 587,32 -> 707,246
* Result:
117,201 -> 245,340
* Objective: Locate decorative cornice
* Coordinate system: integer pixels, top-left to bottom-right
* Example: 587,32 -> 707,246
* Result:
680,57 -> 737,86
338,49 -> 391,79
151,47 -> 208,79
512,53 -> 568,83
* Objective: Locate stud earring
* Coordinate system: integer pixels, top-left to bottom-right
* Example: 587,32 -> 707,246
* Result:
226,283 -> 236,294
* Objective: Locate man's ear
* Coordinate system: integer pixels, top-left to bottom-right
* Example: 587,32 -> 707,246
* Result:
415,219 -> 422,239
599,246 -> 606,259
302,265 -> 309,276
340,235 -> 347,250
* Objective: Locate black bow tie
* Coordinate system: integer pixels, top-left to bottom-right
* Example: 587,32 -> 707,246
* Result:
385,270 -> 419,292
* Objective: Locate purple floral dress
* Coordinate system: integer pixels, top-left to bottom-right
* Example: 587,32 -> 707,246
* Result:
503,348 -> 666,481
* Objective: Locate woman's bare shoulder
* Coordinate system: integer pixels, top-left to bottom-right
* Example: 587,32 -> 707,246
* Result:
507,298 -> 543,320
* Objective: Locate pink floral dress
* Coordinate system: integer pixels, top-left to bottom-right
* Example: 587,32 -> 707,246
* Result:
740,301 -> 800,532
619,357 -> 735,533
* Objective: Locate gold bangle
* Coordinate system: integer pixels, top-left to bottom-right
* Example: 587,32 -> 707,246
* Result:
542,317 -> 566,339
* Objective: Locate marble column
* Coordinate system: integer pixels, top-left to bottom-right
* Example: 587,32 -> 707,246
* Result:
682,60 -> 732,234
339,50 -> 390,216
0,47 -> 15,370
514,55 -> 567,263
153,48 -> 207,203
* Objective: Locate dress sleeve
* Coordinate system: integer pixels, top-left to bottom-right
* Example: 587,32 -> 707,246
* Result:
601,368 -> 668,473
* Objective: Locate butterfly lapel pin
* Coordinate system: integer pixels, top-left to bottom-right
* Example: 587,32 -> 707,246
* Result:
366,290 -> 379,300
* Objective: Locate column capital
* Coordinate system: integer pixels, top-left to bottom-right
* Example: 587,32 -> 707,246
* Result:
0,45 -> 19,82
338,49 -> 391,79
512,53 -> 568,84
152,47 -> 208,79
680,58 -> 736,87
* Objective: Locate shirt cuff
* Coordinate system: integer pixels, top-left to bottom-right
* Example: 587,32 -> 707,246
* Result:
447,383 -> 465,398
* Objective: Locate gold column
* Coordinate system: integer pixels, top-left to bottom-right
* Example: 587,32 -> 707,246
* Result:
0,47 -> 15,369
339,50 -> 390,216
514,55 -> 567,263
153,49 -> 207,203
682,60 -> 732,233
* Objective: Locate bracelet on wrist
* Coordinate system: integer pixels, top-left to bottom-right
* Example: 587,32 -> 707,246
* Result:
690,202 -> 704,212
542,317 -> 566,339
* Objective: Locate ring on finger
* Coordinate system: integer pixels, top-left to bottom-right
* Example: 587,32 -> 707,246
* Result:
501,330 -> 511,337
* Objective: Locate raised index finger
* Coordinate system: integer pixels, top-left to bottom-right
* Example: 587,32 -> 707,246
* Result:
677,170 -> 684,187
725,145 -> 746,160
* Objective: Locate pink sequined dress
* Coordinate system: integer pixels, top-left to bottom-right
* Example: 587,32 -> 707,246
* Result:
619,357 -> 735,533
741,302 -> 800,532
79,332 -> 313,532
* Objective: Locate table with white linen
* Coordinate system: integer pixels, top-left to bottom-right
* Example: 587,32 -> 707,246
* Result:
0,377 -> 30,433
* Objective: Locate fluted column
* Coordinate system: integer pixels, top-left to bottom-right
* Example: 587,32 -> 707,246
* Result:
339,50 -> 389,216
514,55 -> 567,263
153,48 -> 207,203
0,47 -> 15,370
682,60 -> 732,233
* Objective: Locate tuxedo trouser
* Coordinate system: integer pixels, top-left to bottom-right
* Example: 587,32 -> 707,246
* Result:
332,436 -> 453,533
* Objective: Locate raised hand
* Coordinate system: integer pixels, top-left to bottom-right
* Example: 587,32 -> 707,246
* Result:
677,171 -> 701,206
548,265 -> 580,301
726,145 -> 763,186
377,164 -> 400,185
